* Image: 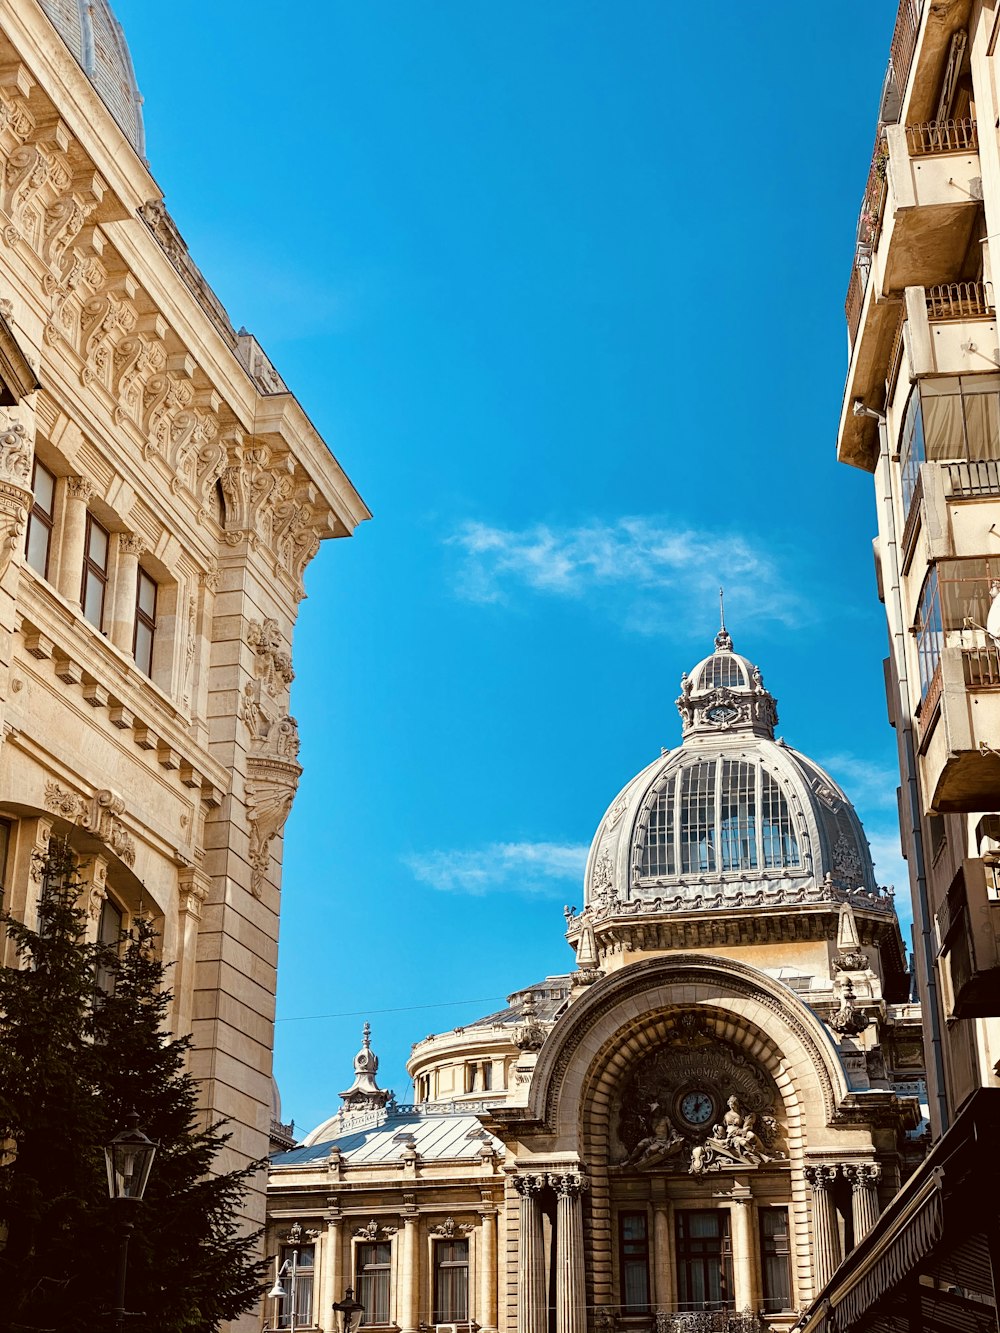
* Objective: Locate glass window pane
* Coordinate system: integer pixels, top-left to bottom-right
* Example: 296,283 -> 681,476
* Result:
32,462 -> 55,514
134,621 -> 153,676
25,515 -> 51,577
137,570 -> 156,617
87,519 -> 108,569
83,570 -> 104,628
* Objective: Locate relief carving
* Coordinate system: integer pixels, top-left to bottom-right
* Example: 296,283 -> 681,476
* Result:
616,1024 -> 785,1177
247,618 -> 294,694
43,782 -> 136,868
245,757 -> 300,898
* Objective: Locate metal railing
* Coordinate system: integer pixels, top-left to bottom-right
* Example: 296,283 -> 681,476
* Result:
945,459 -> 1000,498
889,0 -> 923,103
846,134 -> 888,347
845,262 -> 866,347
906,117 -> 978,156
963,645 -> 1000,688
925,281 -> 995,321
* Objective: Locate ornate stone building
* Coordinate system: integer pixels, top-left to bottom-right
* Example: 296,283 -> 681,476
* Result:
803,0 -> 1000,1328
0,0 -> 368,1277
268,629 -> 924,1333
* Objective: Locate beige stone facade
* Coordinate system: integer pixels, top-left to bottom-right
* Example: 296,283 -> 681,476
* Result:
268,632 -> 924,1333
0,0 -> 368,1278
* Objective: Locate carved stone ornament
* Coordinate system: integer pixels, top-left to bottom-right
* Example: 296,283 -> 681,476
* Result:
429,1216 -> 473,1238
247,617 -> 294,695
832,950 -> 869,973
512,991 -> 546,1051
832,832 -> 863,887
245,756 -> 301,898
591,849 -> 615,905
43,782 -> 136,867
830,978 -> 871,1036
616,1024 -> 785,1177
354,1220 -> 397,1241
0,409 -> 34,581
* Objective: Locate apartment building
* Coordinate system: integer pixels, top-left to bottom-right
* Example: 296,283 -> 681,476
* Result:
800,2 -> 1000,1330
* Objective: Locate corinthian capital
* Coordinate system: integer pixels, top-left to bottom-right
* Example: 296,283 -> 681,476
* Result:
66,475 -> 94,501
512,1172 -> 548,1198
804,1164 -> 841,1190
549,1171 -> 589,1199
117,531 -> 147,556
844,1162 -> 881,1192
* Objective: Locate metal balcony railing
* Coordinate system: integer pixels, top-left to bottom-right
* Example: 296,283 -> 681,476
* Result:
945,459 -> 1000,498
926,281 -> 995,321
889,0 -> 923,101
963,645 -> 1000,688
906,117 -> 978,155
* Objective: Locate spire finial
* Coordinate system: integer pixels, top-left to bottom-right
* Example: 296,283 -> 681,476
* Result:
714,586 -> 733,651
362,1021 -> 371,1048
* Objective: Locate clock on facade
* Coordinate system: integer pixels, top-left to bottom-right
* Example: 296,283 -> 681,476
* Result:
677,1089 -> 716,1128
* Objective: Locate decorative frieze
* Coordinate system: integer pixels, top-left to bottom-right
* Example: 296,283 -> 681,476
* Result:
43,781 -> 136,867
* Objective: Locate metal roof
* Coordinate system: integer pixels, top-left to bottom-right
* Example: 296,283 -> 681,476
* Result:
271,1108 -> 504,1169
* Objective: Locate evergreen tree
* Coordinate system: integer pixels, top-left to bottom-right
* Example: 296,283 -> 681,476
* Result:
0,846 -> 267,1332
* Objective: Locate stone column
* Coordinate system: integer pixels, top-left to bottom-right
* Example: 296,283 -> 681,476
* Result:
514,1174 -> 547,1333
846,1163 -> 882,1244
479,1193 -> 499,1333
320,1204 -> 342,1333
729,1190 -> 757,1313
58,476 -> 93,605
553,1171 -> 588,1333
652,1188 -> 671,1310
109,532 -> 145,653
805,1165 -> 842,1290
400,1203 -> 419,1333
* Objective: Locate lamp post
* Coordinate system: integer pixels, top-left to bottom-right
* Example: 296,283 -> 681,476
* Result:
332,1287 -> 365,1333
269,1251 -> 300,1333
104,1114 -> 157,1333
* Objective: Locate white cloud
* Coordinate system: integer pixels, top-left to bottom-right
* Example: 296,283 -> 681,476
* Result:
405,841 -> 589,897
817,753 -> 899,810
446,517 -> 805,632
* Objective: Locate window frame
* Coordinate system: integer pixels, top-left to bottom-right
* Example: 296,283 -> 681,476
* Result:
618,1210 -> 651,1314
133,566 -> 157,676
25,458 -> 56,580
675,1209 -> 734,1313
356,1240 -> 391,1327
758,1206 -> 793,1314
81,511 -> 110,630
277,1243 -> 315,1329
432,1237 -> 469,1324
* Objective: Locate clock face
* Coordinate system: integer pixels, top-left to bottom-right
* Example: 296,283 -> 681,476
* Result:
707,705 -> 738,724
678,1090 -> 715,1127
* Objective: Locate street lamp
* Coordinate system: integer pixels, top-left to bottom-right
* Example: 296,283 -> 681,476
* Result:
268,1252 -> 301,1332
332,1287 -> 365,1333
104,1113 -> 157,1333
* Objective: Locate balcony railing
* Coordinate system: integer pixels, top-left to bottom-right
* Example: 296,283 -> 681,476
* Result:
889,0 -> 923,102
963,645 -> 1000,688
945,459 -> 1000,499
846,262 -> 866,348
926,281 -> 995,321
906,117 -> 978,155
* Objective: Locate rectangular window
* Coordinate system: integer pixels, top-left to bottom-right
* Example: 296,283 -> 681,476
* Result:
720,759 -> 758,871
914,557 -> 1000,699
900,379 -> 1000,513
676,1210 -> 734,1312
95,895 -> 123,996
81,513 -> 109,630
679,760 -> 716,873
618,1212 -> 650,1313
433,1239 -> 469,1323
133,568 -> 157,676
25,460 -> 55,579
277,1244 -> 314,1329
759,1208 -> 792,1313
357,1241 -> 391,1326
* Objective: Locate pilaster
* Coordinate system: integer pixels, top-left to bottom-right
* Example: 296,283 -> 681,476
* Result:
805,1165 -> 842,1291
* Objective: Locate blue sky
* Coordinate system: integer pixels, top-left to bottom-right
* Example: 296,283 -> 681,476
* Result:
115,1 -> 904,1135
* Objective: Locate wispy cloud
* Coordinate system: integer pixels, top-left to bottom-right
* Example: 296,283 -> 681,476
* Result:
818,753 -> 899,810
404,841 -> 588,897
446,517 -> 805,633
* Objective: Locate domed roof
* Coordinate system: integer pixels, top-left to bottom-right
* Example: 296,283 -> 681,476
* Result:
39,0 -> 144,156
584,628 -> 891,917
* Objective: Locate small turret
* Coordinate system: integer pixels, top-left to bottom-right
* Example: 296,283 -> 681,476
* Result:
340,1022 -> 392,1111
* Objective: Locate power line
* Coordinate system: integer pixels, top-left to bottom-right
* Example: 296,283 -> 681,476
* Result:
275,995 -> 508,1023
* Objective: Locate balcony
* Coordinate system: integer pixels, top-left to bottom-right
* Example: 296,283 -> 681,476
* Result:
936,859 -> 1000,1018
839,118 -> 982,472
918,641 -> 1000,811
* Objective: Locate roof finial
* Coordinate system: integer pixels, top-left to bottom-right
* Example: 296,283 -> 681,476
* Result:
715,586 -> 733,651
362,1020 -> 371,1049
